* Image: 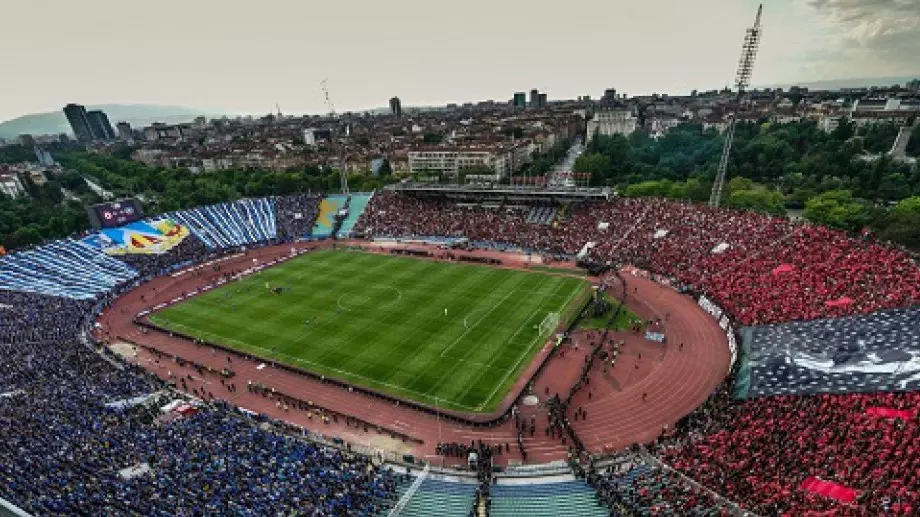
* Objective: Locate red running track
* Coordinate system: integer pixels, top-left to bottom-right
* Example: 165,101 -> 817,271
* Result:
98,241 -> 730,466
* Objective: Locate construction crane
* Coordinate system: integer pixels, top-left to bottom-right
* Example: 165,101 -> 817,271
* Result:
320,79 -> 349,194
709,4 -> 763,207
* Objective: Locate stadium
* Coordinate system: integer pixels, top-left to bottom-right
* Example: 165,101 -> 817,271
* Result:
2,184 -> 919,517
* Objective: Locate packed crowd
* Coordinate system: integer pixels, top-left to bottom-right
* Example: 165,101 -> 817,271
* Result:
274,193 -> 322,242
0,244 -> 403,515
587,454 -> 735,516
113,232 -> 212,280
655,392 -> 920,515
356,192 -> 920,325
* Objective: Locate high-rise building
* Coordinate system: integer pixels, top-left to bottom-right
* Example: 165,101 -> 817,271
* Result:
86,110 -> 116,140
116,122 -> 133,141
513,92 -> 526,109
63,103 -> 93,142
530,89 -> 539,108
538,93 -> 547,108
18,134 -> 35,147
389,96 -> 402,117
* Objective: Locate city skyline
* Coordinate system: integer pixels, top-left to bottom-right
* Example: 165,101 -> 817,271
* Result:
1,0 -> 919,123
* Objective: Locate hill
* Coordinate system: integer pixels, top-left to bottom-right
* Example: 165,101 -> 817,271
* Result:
0,104 -> 225,138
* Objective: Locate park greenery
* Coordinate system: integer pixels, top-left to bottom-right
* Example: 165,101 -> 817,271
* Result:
0,147 -> 396,249
574,119 -> 920,248
1,118 -> 919,251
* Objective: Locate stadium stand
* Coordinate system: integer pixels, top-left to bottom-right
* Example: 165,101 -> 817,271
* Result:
312,195 -> 346,237
739,307 -> 920,397
490,480 -> 608,517
356,192 -> 920,325
2,188 -> 920,516
393,477 -> 477,517
656,391 -> 920,515
337,192 -> 373,237
0,290 -> 401,516
274,193 -> 321,241
0,239 -> 137,299
588,454 -> 738,516
108,232 -> 211,280
169,198 -> 277,248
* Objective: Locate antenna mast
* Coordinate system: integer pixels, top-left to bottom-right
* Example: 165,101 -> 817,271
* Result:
709,4 -> 763,207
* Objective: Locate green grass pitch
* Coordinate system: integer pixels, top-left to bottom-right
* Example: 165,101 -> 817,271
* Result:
150,249 -> 590,412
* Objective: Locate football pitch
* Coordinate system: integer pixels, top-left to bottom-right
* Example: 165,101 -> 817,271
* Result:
150,249 -> 590,412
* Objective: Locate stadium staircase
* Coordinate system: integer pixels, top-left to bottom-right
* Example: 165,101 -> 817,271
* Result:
170,198 -> 276,249
0,239 -> 137,299
525,205 -> 558,225
337,192 -> 373,237
489,480 -> 608,517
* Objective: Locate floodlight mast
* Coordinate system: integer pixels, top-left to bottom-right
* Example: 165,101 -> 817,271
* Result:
709,4 -> 763,207
321,78 -> 349,195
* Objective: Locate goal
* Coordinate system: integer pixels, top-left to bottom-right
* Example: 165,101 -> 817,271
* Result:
538,312 -> 560,337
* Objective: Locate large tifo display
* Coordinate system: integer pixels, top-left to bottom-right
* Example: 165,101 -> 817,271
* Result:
81,217 -> 190,255
87,198 -> 145,229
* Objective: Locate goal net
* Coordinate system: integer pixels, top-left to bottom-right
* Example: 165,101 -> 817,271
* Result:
538,312 -> 560,337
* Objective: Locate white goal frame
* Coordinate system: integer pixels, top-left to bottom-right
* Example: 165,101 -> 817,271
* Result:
538,312 -> 560,337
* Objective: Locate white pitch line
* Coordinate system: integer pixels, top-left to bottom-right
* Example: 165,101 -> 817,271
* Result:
477,283 -> 584,411
439,286 -> 519,358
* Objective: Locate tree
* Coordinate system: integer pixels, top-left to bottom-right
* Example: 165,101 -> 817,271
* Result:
727,187 -> 785,214
906,124 -> 920,157
422,132 -> 443,144
573,153 -> 611,186
803,190 -> 870,231
876,202 -> 920,249
377,159 -> 392,176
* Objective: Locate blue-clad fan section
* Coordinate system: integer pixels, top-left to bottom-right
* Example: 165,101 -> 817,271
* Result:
0,239 -> 137,299
169,198 -> 276,249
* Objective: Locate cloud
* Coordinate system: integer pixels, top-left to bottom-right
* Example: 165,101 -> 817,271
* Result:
801,0 -> 920,76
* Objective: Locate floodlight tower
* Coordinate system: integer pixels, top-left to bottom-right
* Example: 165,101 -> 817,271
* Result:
321,78 -> 349,194
709,4 -> 763,207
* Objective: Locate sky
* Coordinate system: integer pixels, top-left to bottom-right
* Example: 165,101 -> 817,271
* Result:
1,0 -> 918,122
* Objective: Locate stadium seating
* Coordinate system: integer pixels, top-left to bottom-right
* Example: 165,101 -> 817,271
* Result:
337,192 -> 373,237
274,193 -> 321,241
1,188 -> 920,516
490,480 -> 608,516
0,239 -> 137,299
590,454 -> 736,516
356,192 -> 920,325
170,198 -> 277,249
0,290 -> 401,516
395,477 -> 477,517
312,195 -> 347,237
525,205 -> 558,225
657,391 -> 920,515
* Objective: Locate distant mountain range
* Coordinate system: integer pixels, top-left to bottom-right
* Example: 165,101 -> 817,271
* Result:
0,104 -> 225,139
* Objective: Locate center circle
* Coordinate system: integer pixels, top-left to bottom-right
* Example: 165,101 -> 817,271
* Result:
336,285 -> 402,312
